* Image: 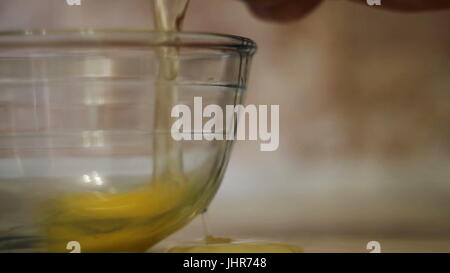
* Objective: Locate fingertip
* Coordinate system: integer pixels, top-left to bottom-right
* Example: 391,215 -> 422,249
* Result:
244,0 -> 324,23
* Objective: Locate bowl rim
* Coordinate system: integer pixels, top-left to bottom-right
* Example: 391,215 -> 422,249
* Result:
0,29 -> 257,55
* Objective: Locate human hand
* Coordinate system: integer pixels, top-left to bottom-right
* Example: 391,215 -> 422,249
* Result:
243,0 -> 450,22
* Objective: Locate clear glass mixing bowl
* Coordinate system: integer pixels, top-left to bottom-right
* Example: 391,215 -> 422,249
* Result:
0,30 -> 256,252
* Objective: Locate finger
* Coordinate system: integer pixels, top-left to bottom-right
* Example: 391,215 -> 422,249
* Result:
244,0 -> 324,22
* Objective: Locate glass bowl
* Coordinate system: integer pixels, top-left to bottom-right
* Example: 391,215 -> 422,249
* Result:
0,30 -> 256,252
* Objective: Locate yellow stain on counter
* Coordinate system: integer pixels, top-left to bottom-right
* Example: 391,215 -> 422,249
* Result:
168,236 -> 303,253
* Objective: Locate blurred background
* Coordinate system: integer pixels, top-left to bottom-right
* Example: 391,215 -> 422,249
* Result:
0,0 -> 449,252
